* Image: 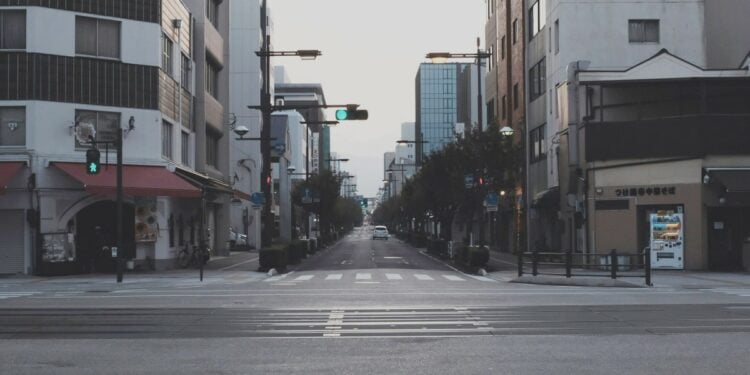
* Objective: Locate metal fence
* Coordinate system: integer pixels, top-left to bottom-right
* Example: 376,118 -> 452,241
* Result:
517,249 -> 652,286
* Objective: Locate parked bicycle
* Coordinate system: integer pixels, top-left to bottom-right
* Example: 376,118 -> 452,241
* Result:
178,243 -> 210,269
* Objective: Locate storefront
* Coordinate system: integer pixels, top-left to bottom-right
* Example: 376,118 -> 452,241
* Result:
36,162 -> 202,275
587,159 -> 749,271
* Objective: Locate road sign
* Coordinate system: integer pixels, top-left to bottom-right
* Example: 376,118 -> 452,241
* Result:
484,192 -> 499,212
464,174 -> 474,189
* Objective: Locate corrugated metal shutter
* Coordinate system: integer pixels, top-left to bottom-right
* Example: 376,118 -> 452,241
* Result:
0,210 -> 25,274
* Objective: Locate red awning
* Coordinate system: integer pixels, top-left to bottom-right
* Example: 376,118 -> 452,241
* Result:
0,162 -> 24,193
234,190 -> 252,201
54,162 -> 202,198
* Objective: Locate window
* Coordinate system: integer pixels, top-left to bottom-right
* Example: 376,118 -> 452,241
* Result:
0,10 -> 26,50
74,110 -> 120,148
629,20 -> 659,43
529,57 -> 546,101
162,120 -> 173,159
205,59 -> 219,98
513,83 -> 519,109
162,33 -> 174,76
501,35 -> 506,60
181,131 -> 190,165
512,19 -> 518,44
206,129 -> 219,167
181,54 -> 190,88
206,0 -> 219,28
487,45 -> 494,71
528,0 -> 546,40
554,19 -> 560,54
501,95 -> 507,119
76,16 -> 120,59
0,107 -> 25,146
530,124 -> 547,163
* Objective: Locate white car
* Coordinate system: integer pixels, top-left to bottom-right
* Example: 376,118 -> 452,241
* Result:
229,227 -> 248,250
372,226 -> 389,240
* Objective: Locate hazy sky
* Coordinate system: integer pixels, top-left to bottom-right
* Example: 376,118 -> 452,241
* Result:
271,0 -> 486,197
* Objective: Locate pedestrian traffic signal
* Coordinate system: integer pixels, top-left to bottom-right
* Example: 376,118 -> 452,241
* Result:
335,107 -> 369,121
85,148 -> 100,175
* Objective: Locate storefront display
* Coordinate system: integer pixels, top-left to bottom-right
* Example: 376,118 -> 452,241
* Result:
650,212 -> 684,269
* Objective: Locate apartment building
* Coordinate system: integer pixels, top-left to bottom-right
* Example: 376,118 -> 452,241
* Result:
526,0 -> 750,270
0,0 -> 223,275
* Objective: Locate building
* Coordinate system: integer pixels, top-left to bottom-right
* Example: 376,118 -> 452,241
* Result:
484,0 -> 526,253
530,0 -> 750,270
228,0 -> 264,251
415,63 -> 485,164
382,152 -> 396,200
0,0 -> 224,275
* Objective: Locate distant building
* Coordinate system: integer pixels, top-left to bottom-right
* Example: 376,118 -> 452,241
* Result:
415,63 -> 485,164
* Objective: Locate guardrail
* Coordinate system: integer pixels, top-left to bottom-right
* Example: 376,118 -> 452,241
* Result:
517,249 -> 652,286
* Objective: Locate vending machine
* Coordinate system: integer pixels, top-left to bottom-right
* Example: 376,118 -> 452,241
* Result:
650,212 -> 684,269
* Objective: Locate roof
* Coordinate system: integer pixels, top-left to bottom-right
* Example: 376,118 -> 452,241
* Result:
579,49 -> 750,84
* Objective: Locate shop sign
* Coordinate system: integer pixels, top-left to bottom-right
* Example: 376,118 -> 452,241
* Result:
615,186 -> 676,197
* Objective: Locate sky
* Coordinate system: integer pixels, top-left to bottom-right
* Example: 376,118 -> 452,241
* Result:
271,0 -> 486,197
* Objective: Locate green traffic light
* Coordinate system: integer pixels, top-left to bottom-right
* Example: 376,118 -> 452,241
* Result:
335,109 -> 349,121
88,163 -> 98,174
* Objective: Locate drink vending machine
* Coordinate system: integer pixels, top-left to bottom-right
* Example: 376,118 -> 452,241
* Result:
649,212 -> 684,269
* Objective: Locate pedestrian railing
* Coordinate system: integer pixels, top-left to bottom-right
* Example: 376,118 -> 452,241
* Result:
517,249 -> 652,286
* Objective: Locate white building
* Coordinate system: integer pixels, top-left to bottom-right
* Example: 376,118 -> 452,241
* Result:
525,0 -> 750,252
228,0 -> 264,251
0,0 -> 225,275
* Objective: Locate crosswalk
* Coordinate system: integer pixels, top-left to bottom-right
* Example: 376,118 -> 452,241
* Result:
265,272 -> 496,284
0,292 -> 38,300
705,288 -> 750,298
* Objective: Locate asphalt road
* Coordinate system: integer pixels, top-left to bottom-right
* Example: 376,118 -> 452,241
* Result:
2,227 -> 750,374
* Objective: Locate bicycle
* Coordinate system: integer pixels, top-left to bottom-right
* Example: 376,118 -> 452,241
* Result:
177,243 -> 210,269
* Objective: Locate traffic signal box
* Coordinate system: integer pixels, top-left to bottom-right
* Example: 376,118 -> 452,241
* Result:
335,107 -> 369,121
85,148 -> 101,175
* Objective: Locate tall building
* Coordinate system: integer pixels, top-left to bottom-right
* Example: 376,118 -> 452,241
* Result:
0,0 -> 222,274
485,0 -> 527,254
228,0 -> 264,250
527,0 -> 750,269
415,63 -> 484,164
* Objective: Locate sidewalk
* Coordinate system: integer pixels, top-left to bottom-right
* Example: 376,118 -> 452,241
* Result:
483,250 -> 750,288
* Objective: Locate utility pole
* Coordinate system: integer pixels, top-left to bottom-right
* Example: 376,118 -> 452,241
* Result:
115,128 -> 124,283
259,0 -> 273,247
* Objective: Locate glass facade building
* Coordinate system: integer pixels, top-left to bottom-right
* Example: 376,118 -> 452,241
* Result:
415,63 -> 472,162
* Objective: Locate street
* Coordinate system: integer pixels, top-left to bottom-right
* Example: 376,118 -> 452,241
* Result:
1,227 -> 750,374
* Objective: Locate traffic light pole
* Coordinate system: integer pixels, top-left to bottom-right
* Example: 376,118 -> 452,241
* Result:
260,0 -> 273,248
115,128 -> 124,283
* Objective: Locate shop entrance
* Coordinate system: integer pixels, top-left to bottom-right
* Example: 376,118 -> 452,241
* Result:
707,208 -> 746,271
75,201 -> 135,273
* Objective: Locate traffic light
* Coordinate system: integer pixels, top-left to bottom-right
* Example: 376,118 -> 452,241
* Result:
85,148 -> 100,175
335,106 -> 369,121
361,199 -> 368,208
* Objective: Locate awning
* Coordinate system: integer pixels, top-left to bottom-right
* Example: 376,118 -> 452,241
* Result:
531,186 -> 560,208
54,162 -> 202,198
234,190 -> 252,201
707,169 -> 750,193
0,162 -> 24,193
174,167 -> 234,198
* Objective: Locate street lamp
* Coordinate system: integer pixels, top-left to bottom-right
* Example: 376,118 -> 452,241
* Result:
427,37 -> 492,133
256,0 -> 322,247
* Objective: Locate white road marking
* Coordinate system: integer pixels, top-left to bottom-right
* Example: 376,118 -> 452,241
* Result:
325,274 -> 343,280
355,273 -> 372,280
294,275 -> 314,281
0,292 -> 38,300
386,273 -> 403,280
414,274 -> 434,281
466,275 -> 497,282
443,275 -> 466,282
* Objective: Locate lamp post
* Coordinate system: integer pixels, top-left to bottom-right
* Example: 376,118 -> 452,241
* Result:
426,37 -> 492,133
257,0 -> 321,247
499,125 -> 525,254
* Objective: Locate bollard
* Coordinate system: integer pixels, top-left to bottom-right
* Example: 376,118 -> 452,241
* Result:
532,249 -> 539,276
565,250 -> 572,278
645,247 -> 652,286
610,249 -> 618,279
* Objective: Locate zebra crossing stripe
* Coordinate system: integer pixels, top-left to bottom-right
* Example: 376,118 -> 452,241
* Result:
355,273 -> 372,280
294,275 -> 314,281
442,275 -> 466,281
325,274 -> 343,280
386,273 -> 403,280
466,275 -> 497,282
414,274 -> 434,281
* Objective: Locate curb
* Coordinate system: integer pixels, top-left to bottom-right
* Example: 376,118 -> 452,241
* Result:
511,275 -> 645,288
